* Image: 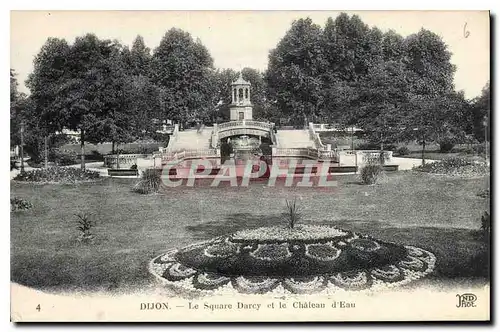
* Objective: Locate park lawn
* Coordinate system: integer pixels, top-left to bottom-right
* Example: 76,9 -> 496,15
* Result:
11,171 -> 490,293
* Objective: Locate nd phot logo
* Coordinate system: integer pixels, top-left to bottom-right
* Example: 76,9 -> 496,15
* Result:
456,293 -> 477,308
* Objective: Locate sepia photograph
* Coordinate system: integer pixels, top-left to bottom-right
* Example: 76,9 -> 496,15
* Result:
9,9 -> 490,322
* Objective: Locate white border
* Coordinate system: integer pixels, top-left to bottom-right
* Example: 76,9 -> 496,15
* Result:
2,1 -> 496,331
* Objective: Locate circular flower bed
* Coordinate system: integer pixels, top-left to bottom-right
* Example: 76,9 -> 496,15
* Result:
149,226 -> 436,296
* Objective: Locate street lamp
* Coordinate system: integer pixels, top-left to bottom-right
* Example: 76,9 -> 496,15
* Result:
483,114 -> 488,161
20,121 -> 25,173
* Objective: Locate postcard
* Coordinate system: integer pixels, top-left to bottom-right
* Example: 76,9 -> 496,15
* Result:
10,10 -> 490,322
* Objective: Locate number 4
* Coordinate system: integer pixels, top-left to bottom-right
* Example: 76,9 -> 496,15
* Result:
36,304 -> 41,312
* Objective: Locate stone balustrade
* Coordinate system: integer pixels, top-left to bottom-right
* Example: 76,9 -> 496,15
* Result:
104,154 -> 149,169
272,147 -> 339,161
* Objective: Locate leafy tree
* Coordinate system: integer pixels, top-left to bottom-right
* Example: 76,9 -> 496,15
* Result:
396,29 -> 457,163
122,35 -> 152,77
25,38 -> 71,166
51,34 -> 138,168
151,28 -> 214,127
10,69 -> 21,147
470,81 -> 490,142
266,18 -> 326,127
355,60 -> 414,149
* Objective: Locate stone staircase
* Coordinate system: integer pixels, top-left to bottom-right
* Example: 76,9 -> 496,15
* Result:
276,129 -> 315,148
168,127 -> 212,151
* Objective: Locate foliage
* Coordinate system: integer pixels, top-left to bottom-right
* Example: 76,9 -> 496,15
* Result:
413,157 -> 489,176
10,197 -> 33,211
75,212 -> 96,243
480,211 -> 490,234
14,167 -> 100,183
266,18 -> 325,125
52,148 -> 79,166
133,169 -> 162,194
438,137 -> 455,153
360,164 -> 383,185
151,28 -> 215,125
284,199 -> 301,229
396,146 -> 410,156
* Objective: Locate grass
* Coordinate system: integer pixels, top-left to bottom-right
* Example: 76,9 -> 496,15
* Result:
10,171 -> 490,293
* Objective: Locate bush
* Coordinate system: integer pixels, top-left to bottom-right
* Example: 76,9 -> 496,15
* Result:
413,157 -> 489,176
360,164 -> 383,185
10,197 -> 33,211
88,150 -> 104,161
481,211 -> 491,234
473,144 -> 486,155
438,138 -> 455,153
396,146 -> 410,156
53,148 -> 79,166
133,169 -> 162,194
13,167 -> 100,183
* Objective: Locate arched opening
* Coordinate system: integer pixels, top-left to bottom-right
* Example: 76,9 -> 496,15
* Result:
233,89 -> 237,103
245,88 -> 249,100
238,88 -> 243,102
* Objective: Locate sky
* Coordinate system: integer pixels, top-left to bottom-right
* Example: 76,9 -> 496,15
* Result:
10,10 -> 490,99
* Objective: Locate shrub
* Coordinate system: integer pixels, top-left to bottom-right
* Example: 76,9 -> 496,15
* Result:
52,148 -> 79,166
13,167 -> 100,183
438,140 -> 455,153
88,149 -> 104,161
473,144 -> 486,155
284,199 -> 301,229
133,169 -> 162,194
10,197 -> 33,211
75,212 -> 96,244
360,164 -> 383,185
396,146 -> 410,156
481,211 -> 491,234
477,188 -> 490,198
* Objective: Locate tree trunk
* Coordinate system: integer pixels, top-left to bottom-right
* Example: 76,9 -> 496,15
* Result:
44,135 -> 48,169
116,143 -> 120,170
421,139 -> 426,166
80,129 -> 85,170
112,141 -> 115,155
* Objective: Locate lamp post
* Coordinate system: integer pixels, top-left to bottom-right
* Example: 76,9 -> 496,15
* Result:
20,121 -> 25,173
483,114 -> 488,161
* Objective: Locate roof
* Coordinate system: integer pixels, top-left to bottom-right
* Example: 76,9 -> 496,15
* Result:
231,73 -> 250,86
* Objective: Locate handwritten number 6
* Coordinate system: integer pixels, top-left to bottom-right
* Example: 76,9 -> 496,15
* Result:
464,22 -> 470,38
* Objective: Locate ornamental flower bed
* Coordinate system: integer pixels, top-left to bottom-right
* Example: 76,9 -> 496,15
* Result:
13,167 -> 100,183
149,225 -> 436,296
413,157 -> 489,177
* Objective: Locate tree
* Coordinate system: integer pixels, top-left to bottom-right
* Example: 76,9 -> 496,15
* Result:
52,34 -> 138,168
266,18 -> 326,127
355,60 -> 414,150
241,67 -> 270,121
396,29 -> 457,163
10,69 -> 21,147
122,35 -> 152,77
151,29 -> 215,127
470,81 -> 490,142
25,38 -> 71,166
